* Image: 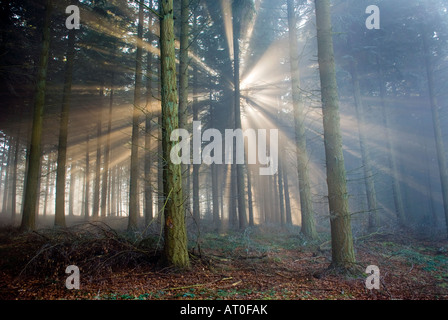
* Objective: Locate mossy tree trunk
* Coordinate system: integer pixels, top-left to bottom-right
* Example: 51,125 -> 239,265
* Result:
160,0 -> 190,269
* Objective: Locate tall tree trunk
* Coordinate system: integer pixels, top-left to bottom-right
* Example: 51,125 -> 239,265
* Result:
21,0 -> 52,231
92,87 -> 103,219
145,49 -> 154,225
314,0 -> 355,270
212,162 -> 220,229
160,0 -> 190,269
68,164 -> 75,217
229,165 -> 238,227
11,129 -> 20,221
101,72 -> 114,218
287,0 -> 317,239
179,0 -> 190,220
283,161 -> 292,225
377,56 -> 405,226
247,165 -> 254,226
128,1 -> 145,231
277,153 -> 285,226
422,23 -> 448,236
350,60 -> 379,232
192,66 -> 200,226
2,136 -> 11,215
232,5 -> 247,230
158,114 -> 164,217
0,136 -> 7,213
43,154 -> 51,217
84,131 -> 90,219
55,27 -> 76,227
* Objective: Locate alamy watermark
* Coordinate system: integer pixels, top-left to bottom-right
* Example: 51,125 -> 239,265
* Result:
65,265 -> 80,290
365,265 -> 380,290
366,5 -> 380,30
66,5 -> 80,30
170,121 -> 278,176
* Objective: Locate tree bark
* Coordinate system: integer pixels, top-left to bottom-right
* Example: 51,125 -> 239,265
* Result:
232,2 -> 247,230
422,23 -> 448,236
84,131 -> 90,219
55,27 -> 76,227
314,0 -> 355,269
128,1 -> 145,231
178,0 -> 190,221
145,46 -> 154,225
350,60 -> 379,232
287,0 -> 317,239
101,71 -> 114,218
21,0 -> 52,231
160,0 -> 190,269
377,56 -> 405,226
92,87 -> 103,219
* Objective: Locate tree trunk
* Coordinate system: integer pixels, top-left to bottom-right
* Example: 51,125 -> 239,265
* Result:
314,0 -> 355,270
287,0 -> 317,239
232,5 -> 247,230
128,1 -> 145,231
247,164 -> 254,226
55,27 -> 76,227
84,131 -> 90,219
178,0 -> 190,220
10,128 -> 20,222
43,154 -> 51,217
350,60 -> 379,232
101,71 -> 114,218
192,67 -> 200,226
21,0 -> 52,231
68,164 -> 75,217
283,161 -> 292,225
377,56 -> 405,226
2,136 -> 11,216
160,0 -> 190,269
277,153 -> 285,226
422,23 -> 448,237
145,48 -> 154,225
92,87 -> 103,219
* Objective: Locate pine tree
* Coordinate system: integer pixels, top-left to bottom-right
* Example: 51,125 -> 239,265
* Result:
160,0 -> 190,269
287,0 -> 317,239
21,0 -> 52,231
314,0 -> 355,270
55,26 -> 76,228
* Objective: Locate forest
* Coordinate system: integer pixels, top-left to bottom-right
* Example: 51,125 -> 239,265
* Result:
1,0 -> 448,302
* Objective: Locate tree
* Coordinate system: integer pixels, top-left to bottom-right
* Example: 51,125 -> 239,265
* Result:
349,59 -> 379,232
54,26 -> 76,228
128,0 -> 145,231
287,0 -> 317,239
421,21 -> 448,236
21,0 -> 52,232
376,56 -> 406,227
314,0 -> 355,270
178,0 -> 190,220
231,0 -> 254,230
160,0 -> 190,269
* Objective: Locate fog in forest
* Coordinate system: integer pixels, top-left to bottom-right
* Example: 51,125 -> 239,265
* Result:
1,0 -> 448,301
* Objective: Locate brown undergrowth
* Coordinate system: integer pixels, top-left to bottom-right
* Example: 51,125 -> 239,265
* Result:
1,222 -> 448,300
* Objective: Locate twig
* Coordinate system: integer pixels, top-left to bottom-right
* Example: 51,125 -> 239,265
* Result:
166,277 -> 234,291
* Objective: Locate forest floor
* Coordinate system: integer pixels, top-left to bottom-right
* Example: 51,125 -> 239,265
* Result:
1,219 -> 448,300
